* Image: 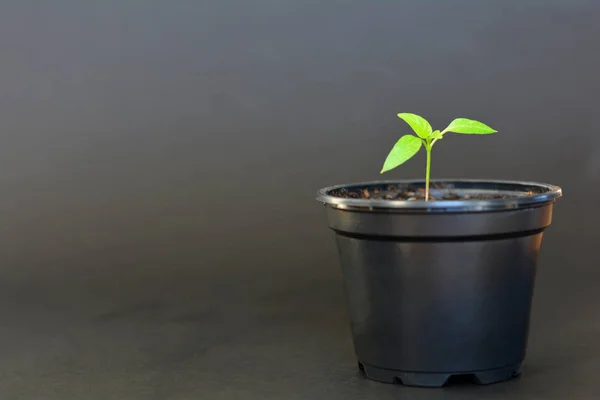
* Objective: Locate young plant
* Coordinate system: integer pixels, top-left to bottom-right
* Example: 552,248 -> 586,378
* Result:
381,113 -> 497,201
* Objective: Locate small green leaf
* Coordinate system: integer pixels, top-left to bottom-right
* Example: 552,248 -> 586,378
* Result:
380,135 -> 422,173
431,130 -> 443,139
397,113 -> 432,139
443,118 -> 497,134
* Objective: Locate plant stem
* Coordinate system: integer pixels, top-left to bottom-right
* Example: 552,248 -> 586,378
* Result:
425,146 -> 431,201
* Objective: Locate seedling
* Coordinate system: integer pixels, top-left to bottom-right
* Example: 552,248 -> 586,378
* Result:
381,113 -> 497,201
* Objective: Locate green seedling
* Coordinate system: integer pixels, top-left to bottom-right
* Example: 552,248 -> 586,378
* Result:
380,113 -> 497,201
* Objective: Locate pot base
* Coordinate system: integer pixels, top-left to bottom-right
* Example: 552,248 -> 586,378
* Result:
358,362 -> 522,387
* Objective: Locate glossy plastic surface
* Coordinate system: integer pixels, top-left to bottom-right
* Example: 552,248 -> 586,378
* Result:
318,180 -> 561,387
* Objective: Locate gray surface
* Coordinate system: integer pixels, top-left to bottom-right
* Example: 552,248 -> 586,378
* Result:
0,1 -> 598,399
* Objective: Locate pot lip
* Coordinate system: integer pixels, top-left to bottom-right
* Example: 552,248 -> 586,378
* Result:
316,179 -> 562,213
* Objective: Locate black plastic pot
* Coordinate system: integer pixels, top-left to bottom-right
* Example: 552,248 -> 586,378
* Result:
316,180 -> 562,387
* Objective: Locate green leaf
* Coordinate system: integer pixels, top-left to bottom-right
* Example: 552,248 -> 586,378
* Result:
397,113 -> 432,139
431,130 -> 443,139
443,118 -> 497,134
380,135 -> 422,173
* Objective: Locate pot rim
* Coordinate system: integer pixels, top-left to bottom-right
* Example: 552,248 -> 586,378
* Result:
316,179 -> 562,213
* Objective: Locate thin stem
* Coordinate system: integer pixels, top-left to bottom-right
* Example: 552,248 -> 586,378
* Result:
425,146 -> 431,201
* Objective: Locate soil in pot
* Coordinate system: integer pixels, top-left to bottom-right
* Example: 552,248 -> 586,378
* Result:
330,183 -> 510,201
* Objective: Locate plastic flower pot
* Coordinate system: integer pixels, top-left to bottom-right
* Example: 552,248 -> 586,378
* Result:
316,179 -> 562,387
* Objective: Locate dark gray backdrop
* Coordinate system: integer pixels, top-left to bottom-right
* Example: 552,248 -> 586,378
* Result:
0,1 -> 598,399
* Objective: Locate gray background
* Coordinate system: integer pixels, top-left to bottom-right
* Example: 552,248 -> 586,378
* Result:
0,1 -> 598,399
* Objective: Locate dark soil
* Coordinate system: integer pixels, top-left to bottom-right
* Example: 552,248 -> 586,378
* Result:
329,184 -> 509,201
